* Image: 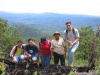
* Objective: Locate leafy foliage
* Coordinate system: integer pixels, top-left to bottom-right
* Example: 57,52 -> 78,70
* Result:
11,25 -> 52,40
75,26 -> 94,60
0,18 -> 20,58
0,62 -> 5,73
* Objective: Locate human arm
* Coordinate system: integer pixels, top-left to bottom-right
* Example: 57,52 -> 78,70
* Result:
64,46 -> 66,58
24,44 -> 31,57
65,38 -> 73,48
63,30 -> 72,47
72,37 -> 79,44
24,50 -> 31,57
50,48 -> 54,56
38,43 -> 41,63
10,46 -> 16,57
50,40 -> 54,56
63,39 -> 67,58
50,40 -> 54,59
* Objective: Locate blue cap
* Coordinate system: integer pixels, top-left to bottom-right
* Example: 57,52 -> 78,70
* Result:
40,36 -> 46,44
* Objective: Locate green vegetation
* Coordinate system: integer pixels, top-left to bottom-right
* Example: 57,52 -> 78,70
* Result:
0,17 -> 100,74
76,26 -> 94,60
0,18 -> 20,58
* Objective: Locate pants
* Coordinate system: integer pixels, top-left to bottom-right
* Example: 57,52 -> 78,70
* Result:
68,42 -> 79,65
53,52 -> 65,66
40,54 -> 50,68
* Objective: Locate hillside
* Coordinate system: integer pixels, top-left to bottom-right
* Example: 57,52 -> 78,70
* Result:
12,25 -> 51,39
0,12 -> 100,38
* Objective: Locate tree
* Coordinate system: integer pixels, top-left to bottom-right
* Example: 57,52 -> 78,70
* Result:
0,18 -> 20,58
75,26 -> 94,60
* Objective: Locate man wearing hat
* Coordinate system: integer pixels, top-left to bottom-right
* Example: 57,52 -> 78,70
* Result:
39,36 -> 51,68
51,31 -> 66,66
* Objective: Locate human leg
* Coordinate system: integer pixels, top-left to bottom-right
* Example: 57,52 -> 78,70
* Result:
59,54 -> 65,66
40,54 -> 46,68
53,52 -> 59,65
45,54 -> 50,66
31,54 -> 38,62
68,43 -> 79,67
13,55 -> 19,63
19,55 -> 24,62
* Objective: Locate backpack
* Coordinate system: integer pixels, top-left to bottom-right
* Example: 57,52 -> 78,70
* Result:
66,28 -> 76,37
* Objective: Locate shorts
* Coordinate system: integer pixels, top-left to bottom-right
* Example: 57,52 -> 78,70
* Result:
14,54 -> 24,62
30,54 -> 37,60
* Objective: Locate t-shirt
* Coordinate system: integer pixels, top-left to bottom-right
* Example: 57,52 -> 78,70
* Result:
10,45 -> 24,57
24,44 -> 39,54
39,40 -> 51,55
63,28 -> 79,43
51,37 -> 66,55
14,47 -> 22,56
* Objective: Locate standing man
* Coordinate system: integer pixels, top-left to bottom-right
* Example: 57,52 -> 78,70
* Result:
24,38 -> 39,63
10,41 -> 25,63
63,22 -> 79,68
51,31 -> 66,66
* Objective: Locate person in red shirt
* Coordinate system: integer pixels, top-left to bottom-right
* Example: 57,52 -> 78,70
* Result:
39,36 -> 51,68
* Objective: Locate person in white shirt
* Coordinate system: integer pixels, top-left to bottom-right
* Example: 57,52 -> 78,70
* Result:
63,22 -> 79,68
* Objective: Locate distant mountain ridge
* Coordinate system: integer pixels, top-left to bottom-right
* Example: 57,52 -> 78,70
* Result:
0,11 -> 100,33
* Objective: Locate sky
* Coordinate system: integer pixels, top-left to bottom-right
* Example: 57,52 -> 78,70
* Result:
0,0 -> 100,16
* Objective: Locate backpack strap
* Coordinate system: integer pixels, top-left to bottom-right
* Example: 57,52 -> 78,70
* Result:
72,28 -> 76,36
13,46 -> 17,54
22,45 -> 24,54
22,45 -> 24,50
66,29 -> 68,36
66,28 -> 76,37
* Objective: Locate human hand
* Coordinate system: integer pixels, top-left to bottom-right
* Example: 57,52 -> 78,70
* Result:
64,54 -> 66,58
11,55 -> 14,58
51,55 -> 54,60
69,41 -> 73,48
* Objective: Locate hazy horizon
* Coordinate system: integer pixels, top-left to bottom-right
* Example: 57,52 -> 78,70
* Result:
0,11 -> 100,17
0,0 -> 100,16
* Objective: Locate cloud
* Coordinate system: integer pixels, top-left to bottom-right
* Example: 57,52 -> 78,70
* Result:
0,0 -> 100,16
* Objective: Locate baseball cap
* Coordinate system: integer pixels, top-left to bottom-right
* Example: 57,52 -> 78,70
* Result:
40,36 -> 46,44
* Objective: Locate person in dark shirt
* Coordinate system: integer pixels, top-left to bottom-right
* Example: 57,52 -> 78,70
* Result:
24,38 -> 39,62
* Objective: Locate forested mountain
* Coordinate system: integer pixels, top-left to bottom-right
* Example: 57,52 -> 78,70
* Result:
0,12 -> 100,32
12,25 -> 51,39
0,11 -> 100,39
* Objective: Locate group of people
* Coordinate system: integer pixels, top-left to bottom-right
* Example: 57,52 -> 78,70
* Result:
10,21 -> 80,69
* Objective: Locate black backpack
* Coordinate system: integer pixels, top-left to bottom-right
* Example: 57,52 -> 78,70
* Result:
66,28 -> 76,37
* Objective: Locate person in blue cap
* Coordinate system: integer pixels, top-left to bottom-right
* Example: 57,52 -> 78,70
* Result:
39,36 -> 51,68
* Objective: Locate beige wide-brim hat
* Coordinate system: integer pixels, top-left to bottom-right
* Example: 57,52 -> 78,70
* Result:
53,31 -> 60,36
